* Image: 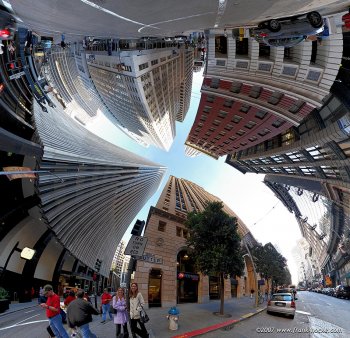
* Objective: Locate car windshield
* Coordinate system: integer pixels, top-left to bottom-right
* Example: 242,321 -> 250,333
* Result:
272,294 -> 292,301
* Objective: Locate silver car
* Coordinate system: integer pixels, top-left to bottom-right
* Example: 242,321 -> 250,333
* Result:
251,11 -> 324,47
267,293 -> 296,319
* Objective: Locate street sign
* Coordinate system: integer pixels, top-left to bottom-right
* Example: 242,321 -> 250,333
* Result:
120,282 -> 127,288
124,235 -> 148,256
9,71 -> 25,80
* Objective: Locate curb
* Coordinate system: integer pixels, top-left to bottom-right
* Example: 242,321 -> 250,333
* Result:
171,306 -> 266,338
0,303 -> 38,318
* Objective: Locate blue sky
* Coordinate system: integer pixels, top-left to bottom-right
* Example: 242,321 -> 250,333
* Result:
87,71 -> 301,284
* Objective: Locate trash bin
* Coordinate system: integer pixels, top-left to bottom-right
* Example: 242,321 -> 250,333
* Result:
167,306 -> 180,330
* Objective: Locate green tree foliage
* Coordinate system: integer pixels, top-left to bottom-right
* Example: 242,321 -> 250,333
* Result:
185,201 -> 244,315
252,243 -> 291,289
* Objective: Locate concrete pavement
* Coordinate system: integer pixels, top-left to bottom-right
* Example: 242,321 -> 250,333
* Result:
0,296 -> 266,337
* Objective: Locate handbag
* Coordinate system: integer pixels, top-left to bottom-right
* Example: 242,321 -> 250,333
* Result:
109,304 -> 117,314
138,300 -> 149,323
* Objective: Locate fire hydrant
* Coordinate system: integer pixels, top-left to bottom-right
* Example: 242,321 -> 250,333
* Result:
167,306 -> 180,330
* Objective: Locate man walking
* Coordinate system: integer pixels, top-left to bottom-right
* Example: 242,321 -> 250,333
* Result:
40,284 -> 69,338
66,290 -> 99,338
100,288 -> 113,323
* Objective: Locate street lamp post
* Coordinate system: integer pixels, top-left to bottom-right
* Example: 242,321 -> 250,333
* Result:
242,238 -> 259,308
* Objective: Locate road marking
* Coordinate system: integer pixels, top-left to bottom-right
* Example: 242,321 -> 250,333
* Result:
80,0 -> 158,29
241,313 -> 254,318
15,314 -> 40,325
296,310 -> 311,315
24,310 -> 35,314
0,319 -> 49,331
138,12 -> 215,33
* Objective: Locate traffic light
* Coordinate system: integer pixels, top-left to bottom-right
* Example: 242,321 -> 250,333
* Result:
94,259 -> 102,272
7,62 -> 18,71
131,219 -> 145,236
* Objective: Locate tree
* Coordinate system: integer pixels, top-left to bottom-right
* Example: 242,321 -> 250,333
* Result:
251,243 -> 290,292
185,201 -> 244,315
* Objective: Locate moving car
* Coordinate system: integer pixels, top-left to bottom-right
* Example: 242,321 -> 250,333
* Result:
0,4 -> 17,40
267,293 -> 296,319
251,11 -> 324,47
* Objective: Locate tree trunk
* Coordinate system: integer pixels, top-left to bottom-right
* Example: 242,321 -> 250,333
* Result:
219,272 -> 225,315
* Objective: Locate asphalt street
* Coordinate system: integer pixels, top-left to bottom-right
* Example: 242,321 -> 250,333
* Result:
8,0 -> 350,40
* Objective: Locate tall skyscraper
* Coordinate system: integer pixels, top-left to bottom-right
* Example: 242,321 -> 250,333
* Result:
133,175 -> 255,306
86,45 -> 193,150
47,46 -> 112,125
185,25 -> 343,159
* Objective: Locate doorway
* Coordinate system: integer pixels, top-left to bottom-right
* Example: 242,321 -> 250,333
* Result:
148,269 -> 162,307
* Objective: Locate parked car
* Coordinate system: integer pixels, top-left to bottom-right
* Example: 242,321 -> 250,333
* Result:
267,293 -> 296,319
0,4 -> 16,40
334,285 -> 350,299
251,11 -> 324,47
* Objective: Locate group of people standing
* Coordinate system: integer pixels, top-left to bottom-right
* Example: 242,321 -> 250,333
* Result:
40,282 -> 149,338
101,283 -> 149,338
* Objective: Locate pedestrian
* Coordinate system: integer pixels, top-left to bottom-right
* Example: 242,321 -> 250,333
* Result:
129,283 -> 149,338
64,290 -> 76,307
113,287 -> 129,337
40,284 -> 69,338
265,290 -> 268,301
101,288 -> 113,323
66,290 -> 99,338
38,286 -> 46,303
250,289 -> 255,299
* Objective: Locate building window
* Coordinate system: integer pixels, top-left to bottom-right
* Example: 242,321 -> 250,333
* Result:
258,128 -> 271,136
183,229 -> 189,238
230,82 -> 242,93
240,104 -> 250,113
211,78 -> 220,88
272,119 -> 286,128
244,121 -> 257,129
224,124 -> 233,131
255,110 -> 267,119
232,115 -> 242,124
289,100 -> 305,114
139,62 -> 149,70
248,136 -> 258,142
176,227 -> 182,237
236,129 -> 246,136
268,92 -> 283,105
213,119 -> 221,126
249,86 -> 262,98
200,114 -> 207,121
158,221 -> 166,232
203,106 -> 212,113
151,59 -> 158,66
224,99 -> 234,108
218,110 -> 228,119
207,95 -> 215,103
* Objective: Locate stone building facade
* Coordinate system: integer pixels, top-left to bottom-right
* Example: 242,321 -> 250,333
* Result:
133,176 -> 256,307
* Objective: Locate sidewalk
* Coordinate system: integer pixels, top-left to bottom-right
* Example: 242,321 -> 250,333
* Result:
0,296 -> 266,337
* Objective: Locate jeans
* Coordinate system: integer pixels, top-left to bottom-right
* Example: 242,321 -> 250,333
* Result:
49,314 -> 69,338
79,323 -> 97,338
102,303 -> 113,321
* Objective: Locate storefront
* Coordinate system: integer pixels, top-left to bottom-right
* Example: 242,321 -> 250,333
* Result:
148,269 -> 162,307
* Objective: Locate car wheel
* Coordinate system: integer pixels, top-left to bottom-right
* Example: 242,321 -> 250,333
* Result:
266,310 -> 271,314
290,315 -> 295,319
307,11 -> 323,28
268,19 -> 281,32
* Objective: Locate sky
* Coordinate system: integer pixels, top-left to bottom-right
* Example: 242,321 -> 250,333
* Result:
87,70 -> 302,284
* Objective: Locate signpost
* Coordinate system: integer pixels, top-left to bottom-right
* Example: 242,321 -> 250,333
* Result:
124,235 -> 148,256
9,71 -> 25,80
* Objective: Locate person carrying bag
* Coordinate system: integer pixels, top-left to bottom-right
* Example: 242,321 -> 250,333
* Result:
129,283 -> 149,338
113,287 -> 129,338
